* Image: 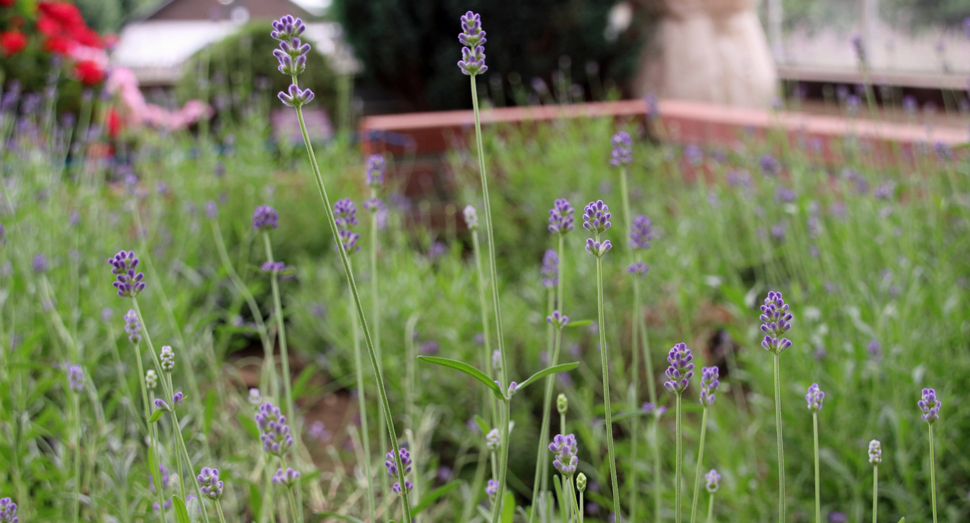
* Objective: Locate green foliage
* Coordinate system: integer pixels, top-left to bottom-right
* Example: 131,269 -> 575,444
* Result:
333,0 -> 650,110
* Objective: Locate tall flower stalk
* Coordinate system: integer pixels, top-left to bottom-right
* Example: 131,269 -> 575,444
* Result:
918,388 -> 941,523
458,12 -> 513,522
463,205 -> 498,425
806,384 -> 825,523
583,200 -> 621,516
690,367 -> 720,523
271,15 -> 412,520
868,440 -> 882,523
760,291 -> 793,523
705,470 -> 720,523
665,343 -> 695,523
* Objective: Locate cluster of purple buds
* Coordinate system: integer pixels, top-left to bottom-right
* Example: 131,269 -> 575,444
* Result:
664,342 -> 694,394
67,364 -> 84,392
334,198 -> 361,254
0,497 -> 18,523
610,131 -> 633,166
548,198 -> 575,235
124,309 -> 141,343
160,346 -> 175,372
248,388 -> 262,406
806,383 -> 825,412
760,154 -> 779,177
760,291 -> 793,353
457,11 -> 487,76
463,205 -> 479,229
629,215 -> 653,249
260,261 -> 293,278
205,200 -> 218,220
109,250 -> 146,298
541,249 -> 558,288
256,402 -> 294,457
851,34 -> 867,66
705,469 -> 721,493
385,448 -> 413,494
272,467 -> 301,488
271,15 -> 315,107
252,205 -> 279,231
642,402 -> 667,417
365,154 -> 385,187
549,433 -> 579,476
197,467 -> 224,500
868,440 -> 882,465
628,261 -> 649,277
155,391 -> 184,412
485,479 -> 499,501
33,254 -> 49,273
486,428 -> 501,451
583,200 -> 612,234
699,366 -> 720,407
918,388 -> 941,424
506,381 -> 518,397
547,310 -> 570,329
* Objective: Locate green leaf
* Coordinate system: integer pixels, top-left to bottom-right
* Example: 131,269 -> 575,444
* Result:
501,491 -> 515,523
237,410 -> 260,439
473,414 -> 492,435
417,356 -> 503,399
514,362 -> 580,395
172,496 -> 190,523
316,513 -> 366,523
412,480 -> 461,514
564,320 -> 593,328
292,364 -> 318,399
248,482 -> 263,519
149,409 -> 165,423
203,389 -> 217,436
148,446 -> 162,494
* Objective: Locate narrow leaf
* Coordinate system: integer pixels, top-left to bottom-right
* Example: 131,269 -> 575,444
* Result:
417,356 -> 503,398
172,496 -> 190,523
501,491 -> 515,523
248,482 -> 262,520
564,320 -> 593,328
473,415 -> 492,435
237,410 -> 260,439
149,409 -> 165,423
515,362 -> 580,394
412,480 -> 461,514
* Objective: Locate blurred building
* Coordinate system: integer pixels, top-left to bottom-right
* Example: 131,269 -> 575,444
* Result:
112,0 -> 342,86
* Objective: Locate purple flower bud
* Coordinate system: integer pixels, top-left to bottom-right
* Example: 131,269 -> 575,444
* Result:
642,402 -> 667,417
628,261 -> 649,277
463,205 -> 479,229
256,402 -> 294,457
868,440 -> 882,464
485,479 -> 498,500
271,467 -> 301,488
160,346 -> 175,372
385,448 -> 413,478
760,154 -> 779,177
629,215 -> 653,249
457,11 -> 488,75
33,254 -> 49,273
108,250 -> 146,298
124,309 -> 141,344
270,15 -> 306,43
548,198 -> 575,235
486,428 -> 500,451
392,479 -> 414,494
759,291 -> 793,353
205,201 -> 218,219
252,205 -> 279,231
806,383 -> 825,412
548,433 -> 579,476
197,467 -> 224,499
583,200 -> 612,233
705,469 -> 721,493
0,496 -> 18,523
585,238 -> 612,257
146,370 -> 158,390
458,45 -> 488,76
918,388 -> 941,424
664,342 -> 694,394
547,310 -> 570,329
278,83 -> 315,107
308,421 -> 332,444
610,131 -> 633,166
699,366 -> 720,407
248,388 -> 261,406
366,154 -> 386,186
541,249 -> 558,288
67,364 -> 84,392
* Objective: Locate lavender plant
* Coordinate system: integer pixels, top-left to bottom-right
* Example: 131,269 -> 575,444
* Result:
807,383 -> 825,523
704,469 -> 720,523
690,366 -> 720,523
918,388 -> 941,523
665,342 -> 695,523
869,440 -> 881,523
760,291 -> 793,523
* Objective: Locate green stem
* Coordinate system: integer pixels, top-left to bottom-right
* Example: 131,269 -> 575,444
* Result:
619,163 -> 641,520
471,231 -> 498,426
530,326 -> 564,523
290,77 -> 411,521
594,237 -> 621,517
773,353 -> 786,523
652,417 -> 662,523
928,424 -> 937,523
369,189 -> 391,523
73,392 -> 81,523
705,493 -> 714,523
813,413 -> 821,523
872,464 -> 879,523
172,418 -> 188,503
675,393 -> 683,523
215,502 -> 228,523
689,408 -> 709,523
350,284 -> 376,523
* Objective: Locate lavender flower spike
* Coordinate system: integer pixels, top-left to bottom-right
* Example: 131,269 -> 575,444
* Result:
547,310 -> 570,329
485,479 -> 499,501
586,238 -> 612,257
0,497 -> 18,523
160,346 -> 175,372
278,83 -> 315,108
760,291 -> 793,353
583,200 -> 612,234
918,388 -> 941,424
256,402 -> 294,457
541,249 -> 559,288
629,215 -> 653,249
610,131 -> 633,166
334,198 -> 361,254
124,309 -> 141,343
699,366 -> 720,407
366,154 -> 386,187
252,205 -> 279,231
548,198 -> 575,235
108,250 -> 146,298
463,205 -> 479,229
271,15 -> 306,42
146,370 -> 158,390
628,261 -> 649,276
457,12 -> 488,76
155,391 -> 184,412
664,342 -> 694,394
705,469 -> 721,493
385,448 -> 414,494
548,433 -> 579,476
197,467 -> 224,500
68,364 -> 84,392
868,440 -> 882,464
806,383 -> 825,412
271,467 -> 301,488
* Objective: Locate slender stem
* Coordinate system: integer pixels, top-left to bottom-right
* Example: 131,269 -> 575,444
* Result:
928,424 -> 938,523
675,393 -> 683,523
530,327 -> 564,523
872,464 -> 879,523
652,417 -> 662,523
594,238 -> 621,517
290,80 -> 411,521
215,502 -> 228,523
579,491 -> 585,523
73,392 -> 81,523
262,233 -> 297,436
773,353 -> 786,523
618,163 -> 641,521
349,285 -> 376,523
813,413 -> 821,523
471,232 -> 498,425
172,419 -> 188,502
705,493 -> 714,523
538,233 -> 566,508
369,190 -> 391,523
689,408 -> 709,523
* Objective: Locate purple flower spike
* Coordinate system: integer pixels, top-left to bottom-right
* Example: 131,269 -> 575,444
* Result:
806,383 -> 825,412
547,310 -> 570,329
334,198 -> 358,228
463,205 -> 479,230
485,479 -> 499,500
705,469 -> 721,493
610,131 -> 633,166
204,201 -> 218,219
541,249 -> 558,288
585,238 -> 612,257
548,433 -> 579,476
385,448 -> 413,477
629,215 -> 653,249
759,291 -> 793,354
458,11 -> 487,48
583,200 -> 612,234
278,83 -> 315,107
271,467 -> 301,488
699,366 -> 720,407
918,388 -> 941,424
0,497 -> 19,523
664,342 -> 694,394
197,467 -> 224,500
628,261 -> 649,277
868,440 -> 882,464
256,402 -> 294,457
252,205 -> 279,231
270,15 -> 306,43
642,402 -> 667,417
124,309 -> 141,344
392,479 -> 414,494
67,364 -> 84,392
760,154 -> 779,177
33,254 -> 49,273
108,250 -> 146,298
458,45 -> 488,76
366,154 -> 386,186
851,34 -> 867,65
548,198 -> 575,235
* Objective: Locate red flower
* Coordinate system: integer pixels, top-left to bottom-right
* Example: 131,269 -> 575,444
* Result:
0,0 -> 16,7
106,109 -> 123,138
44,35 -> 73,54
38,1 -> 84,27
74,60 -> 104,86
0,30 -> 27,56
